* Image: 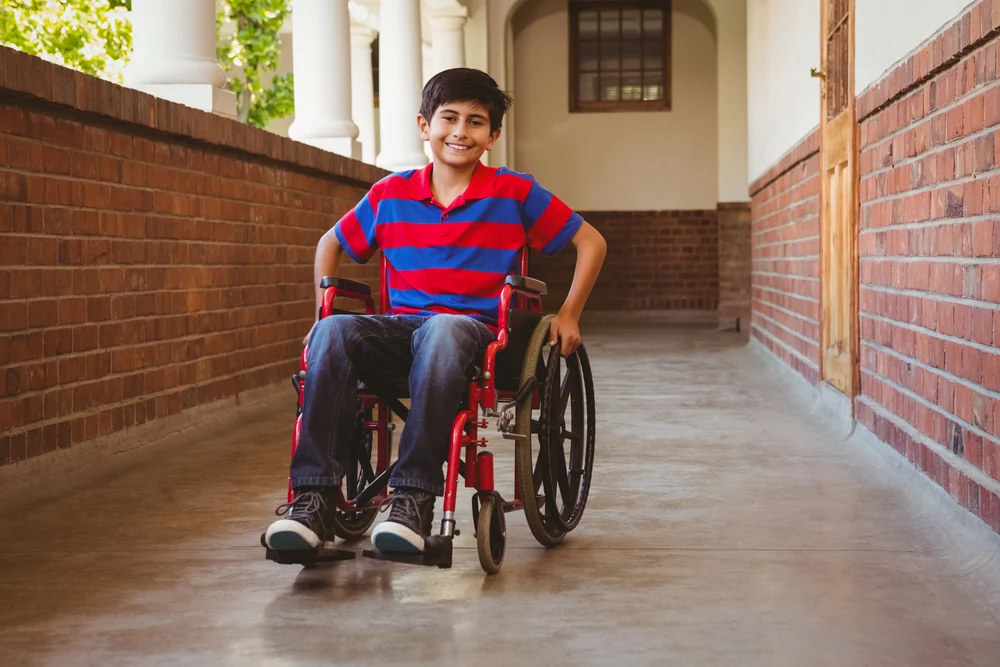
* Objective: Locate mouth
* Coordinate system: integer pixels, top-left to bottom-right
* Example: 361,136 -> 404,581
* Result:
445,143 -> 473,152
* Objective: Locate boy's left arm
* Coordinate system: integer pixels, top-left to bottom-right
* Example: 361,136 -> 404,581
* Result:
549,221 -> 607,356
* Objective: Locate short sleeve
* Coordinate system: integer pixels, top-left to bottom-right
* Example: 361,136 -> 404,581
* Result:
333,190 -> 379,264
520,177 -> 584,256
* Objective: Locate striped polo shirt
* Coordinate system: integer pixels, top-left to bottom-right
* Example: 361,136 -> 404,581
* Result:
333,162 -> 583,326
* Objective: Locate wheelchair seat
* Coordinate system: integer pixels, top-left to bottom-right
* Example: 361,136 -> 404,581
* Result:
355,309 -> 544,400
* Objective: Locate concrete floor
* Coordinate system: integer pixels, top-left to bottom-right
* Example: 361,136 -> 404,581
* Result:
2,325 -> 1000,666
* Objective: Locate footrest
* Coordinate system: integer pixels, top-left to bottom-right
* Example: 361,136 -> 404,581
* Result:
265,545 -> 357,566
362,535 -> 453,569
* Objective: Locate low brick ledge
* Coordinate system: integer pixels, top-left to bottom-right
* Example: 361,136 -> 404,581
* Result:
0,46 -> 388,187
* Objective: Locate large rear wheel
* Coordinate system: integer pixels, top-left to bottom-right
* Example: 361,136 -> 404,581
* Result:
514,316 -> 596,547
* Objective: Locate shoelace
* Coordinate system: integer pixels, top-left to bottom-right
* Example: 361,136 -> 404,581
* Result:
378,492 -> 423,527
275,490 -> 330,523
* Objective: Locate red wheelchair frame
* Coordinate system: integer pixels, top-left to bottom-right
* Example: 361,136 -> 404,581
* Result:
272,247 -> 595,573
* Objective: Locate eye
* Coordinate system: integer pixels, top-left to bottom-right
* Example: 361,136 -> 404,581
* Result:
442,115 -> 456,122
470,119 -> 484,127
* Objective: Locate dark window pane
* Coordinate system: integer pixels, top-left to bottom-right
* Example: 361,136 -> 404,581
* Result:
622,39 -> 641,70
579,40 -> 599,71
643,9 -> 663,36
621,9 -> 641,40
642,71 -> 663,101
579,10 -> 598,39
599,10 -> 619,39
579,72 -> 598,101
601,73 -> 620,101
621,72 -> 643,101
601,39 -> 620,70
643,39 -> 663,70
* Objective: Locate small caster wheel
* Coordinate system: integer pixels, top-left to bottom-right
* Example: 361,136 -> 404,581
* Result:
476,495 -> 506,574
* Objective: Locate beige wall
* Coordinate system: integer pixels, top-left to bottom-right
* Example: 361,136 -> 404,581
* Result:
512,0 -> 718,211
856,0 -> 972,94
711,0 -> 748,202
746,0 -> 820,182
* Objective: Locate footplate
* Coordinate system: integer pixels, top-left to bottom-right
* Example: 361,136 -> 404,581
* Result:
362,535 -> 453,569
265,545 -> 357,566
261,533 -> 357,566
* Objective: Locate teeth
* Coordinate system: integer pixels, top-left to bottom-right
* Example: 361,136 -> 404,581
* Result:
447,144 -> 470,150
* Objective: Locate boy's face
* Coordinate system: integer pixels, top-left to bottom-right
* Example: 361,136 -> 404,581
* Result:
417,100 -> 502,170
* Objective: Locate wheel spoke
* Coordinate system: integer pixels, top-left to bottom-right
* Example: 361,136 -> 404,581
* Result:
562,428 -> 581,443
559,371 -> 573,415
550,438 -> 573,509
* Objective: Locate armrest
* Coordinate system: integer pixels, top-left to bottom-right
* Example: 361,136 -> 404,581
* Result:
320,276 -> 372,296
505,275 -> 547,296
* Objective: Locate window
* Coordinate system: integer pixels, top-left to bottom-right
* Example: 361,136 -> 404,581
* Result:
569,1 -> 671,112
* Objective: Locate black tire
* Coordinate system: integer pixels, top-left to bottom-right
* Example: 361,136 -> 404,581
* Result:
539,343 -> 596,533
476,495 -> 506,574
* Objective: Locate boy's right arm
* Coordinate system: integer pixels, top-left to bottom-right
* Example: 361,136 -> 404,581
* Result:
303,228 -> 346,345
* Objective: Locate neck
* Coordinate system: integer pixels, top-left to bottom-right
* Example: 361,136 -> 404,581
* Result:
430,160 -> 477,201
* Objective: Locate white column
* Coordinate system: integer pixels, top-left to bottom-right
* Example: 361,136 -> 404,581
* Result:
124,0 -> 236,118
351,23 -> 378,165
287,0 -> 360,159
428,5 -> 468,75
376,0 -> 428,171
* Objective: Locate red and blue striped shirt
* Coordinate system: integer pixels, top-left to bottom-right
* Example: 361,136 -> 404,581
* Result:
333,162 -> 583,326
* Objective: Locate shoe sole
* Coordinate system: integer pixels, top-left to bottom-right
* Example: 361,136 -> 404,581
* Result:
266,519 -> 321,551
371,522 -> 425,553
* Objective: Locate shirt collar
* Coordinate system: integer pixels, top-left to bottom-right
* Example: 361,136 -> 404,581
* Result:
407,161 -> 497,204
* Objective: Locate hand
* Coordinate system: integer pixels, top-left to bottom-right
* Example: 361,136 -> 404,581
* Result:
549,312 -> 582,358
303,321 -> 318,347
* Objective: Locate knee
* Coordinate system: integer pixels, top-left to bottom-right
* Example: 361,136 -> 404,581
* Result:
420,315 -> 479,348
311,315 -> 364,352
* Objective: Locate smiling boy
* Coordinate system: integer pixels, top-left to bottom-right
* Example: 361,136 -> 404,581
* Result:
264,68 -> 607,555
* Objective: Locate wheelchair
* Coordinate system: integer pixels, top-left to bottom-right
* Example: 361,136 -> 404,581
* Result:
263,247 -> 596,574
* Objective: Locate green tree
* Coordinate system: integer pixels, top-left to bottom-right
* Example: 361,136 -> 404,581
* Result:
217,0 -> 294,128
0,0 -> 132,82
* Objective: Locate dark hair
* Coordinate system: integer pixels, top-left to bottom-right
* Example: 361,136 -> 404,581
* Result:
419,68 -> 513,133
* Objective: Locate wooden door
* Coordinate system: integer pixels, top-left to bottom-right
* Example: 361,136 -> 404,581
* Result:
819,0 -> 858,397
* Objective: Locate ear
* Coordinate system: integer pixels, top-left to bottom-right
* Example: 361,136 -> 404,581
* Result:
417,114 -> 431,141
486,126 -> 502,152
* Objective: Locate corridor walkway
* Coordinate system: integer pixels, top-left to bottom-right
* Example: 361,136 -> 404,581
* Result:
1,325 -> 1000,666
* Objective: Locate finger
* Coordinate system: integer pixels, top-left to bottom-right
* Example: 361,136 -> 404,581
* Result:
549,324 -> 559,347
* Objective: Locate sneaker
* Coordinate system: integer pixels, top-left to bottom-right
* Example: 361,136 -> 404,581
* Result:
265,488 -> 338,551
370,488 -> 435,553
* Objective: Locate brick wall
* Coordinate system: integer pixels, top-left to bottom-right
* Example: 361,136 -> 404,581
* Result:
531,209 -> 720,313
717,202 -> 752,330
749,133 -> 822,385
855,0 -> 1000,533
0,48 -> 384,467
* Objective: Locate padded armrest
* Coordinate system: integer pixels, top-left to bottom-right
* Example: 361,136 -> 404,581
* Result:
505,275 -> 547,296
320,276 -> 372,296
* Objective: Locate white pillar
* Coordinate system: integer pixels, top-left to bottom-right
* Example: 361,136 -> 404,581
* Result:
376,0 -> 428,171
124,0 -> 236,118
351,23 -> 378,165
287,0 -> 360,159
428,6 -> 468,75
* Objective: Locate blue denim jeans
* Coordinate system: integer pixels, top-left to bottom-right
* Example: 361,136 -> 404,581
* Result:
291,313 -> 496,495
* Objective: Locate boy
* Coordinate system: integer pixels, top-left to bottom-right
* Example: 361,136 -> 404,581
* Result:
265,68 -> 607,555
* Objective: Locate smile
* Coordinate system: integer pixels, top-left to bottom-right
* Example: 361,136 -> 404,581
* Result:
446,143 -> 473,151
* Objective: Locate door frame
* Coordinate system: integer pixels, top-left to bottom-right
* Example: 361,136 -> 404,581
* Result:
817,0 -> 861,400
